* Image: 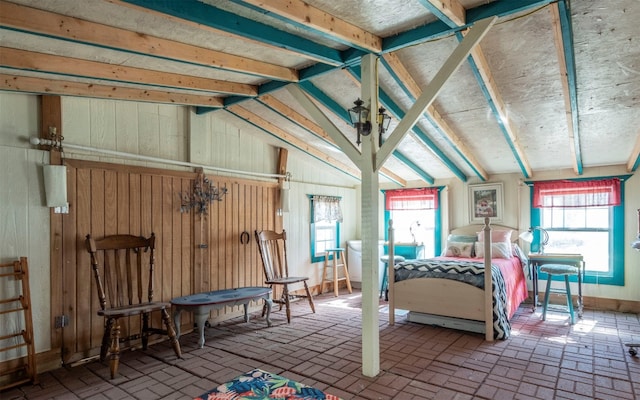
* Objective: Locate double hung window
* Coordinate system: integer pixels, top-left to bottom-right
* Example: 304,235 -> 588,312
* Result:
530,178 -> 625,285
309,195 -> 342,263
384,188 -> 441,257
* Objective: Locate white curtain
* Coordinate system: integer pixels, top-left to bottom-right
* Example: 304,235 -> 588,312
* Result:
312,195 -> 343,223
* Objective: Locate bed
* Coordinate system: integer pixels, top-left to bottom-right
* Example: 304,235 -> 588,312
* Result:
387,217 -> 529,341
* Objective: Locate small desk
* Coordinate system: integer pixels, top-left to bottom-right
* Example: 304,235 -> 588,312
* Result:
528,253 -> 584,317
171,287 -> 272,348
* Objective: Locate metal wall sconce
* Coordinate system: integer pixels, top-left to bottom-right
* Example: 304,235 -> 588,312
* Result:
348,98 -> 371,145
519,226 -> 550,254
377,107 -> 391,147
348,99 -> 392,146
180,169 -> 227,215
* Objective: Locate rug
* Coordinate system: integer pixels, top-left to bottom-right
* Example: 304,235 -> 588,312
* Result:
195,369 -> 342,400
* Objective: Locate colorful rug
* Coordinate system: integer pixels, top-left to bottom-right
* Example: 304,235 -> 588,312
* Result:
195,369 -> 342,400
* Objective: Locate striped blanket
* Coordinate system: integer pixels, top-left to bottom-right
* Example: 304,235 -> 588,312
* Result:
394,259 -> 511,339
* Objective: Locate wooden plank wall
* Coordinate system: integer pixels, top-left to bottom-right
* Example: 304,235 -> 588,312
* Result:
59,159 -> 278,365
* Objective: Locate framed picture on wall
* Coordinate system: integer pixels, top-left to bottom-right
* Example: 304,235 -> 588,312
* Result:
469,183 -> 503,223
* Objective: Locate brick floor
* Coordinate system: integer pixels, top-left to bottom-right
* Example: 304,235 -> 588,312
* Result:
3,290 -> 640,399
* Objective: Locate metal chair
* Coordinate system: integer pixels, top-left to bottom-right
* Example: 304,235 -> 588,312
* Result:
254,229 -> 315,323
86,233 -> 181,378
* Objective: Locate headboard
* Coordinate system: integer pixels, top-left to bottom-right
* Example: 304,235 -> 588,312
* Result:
450,223 -> 519,243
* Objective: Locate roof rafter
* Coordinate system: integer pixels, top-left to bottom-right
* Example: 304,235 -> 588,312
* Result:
0,0 -> 298,83
0,73 -> 224,107
296,81 -> 435,184
419,0 -> 533,178
258,94 -> 406,185
628,131 -> 640,172
0,47 -> 256,96
227,104 -> 362,180
116,0 -> 344,66
346,66 -> 466,182
552,0 -> 583,175
381,52 -> 488,181
234,0 -> 382,53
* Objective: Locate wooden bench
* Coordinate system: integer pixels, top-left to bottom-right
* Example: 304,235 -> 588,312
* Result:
171,287 -> 273,348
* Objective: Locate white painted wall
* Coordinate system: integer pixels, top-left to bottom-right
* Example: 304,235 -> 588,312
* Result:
1,90 -> 638,366
0,91 -> 360,362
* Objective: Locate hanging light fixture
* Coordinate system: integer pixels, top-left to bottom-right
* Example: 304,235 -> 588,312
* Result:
632,208 -> 640,251
377,106 -> 392,147
347,98 -> 371,145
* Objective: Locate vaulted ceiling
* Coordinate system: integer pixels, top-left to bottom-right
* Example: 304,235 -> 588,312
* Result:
1,0 -> 639,186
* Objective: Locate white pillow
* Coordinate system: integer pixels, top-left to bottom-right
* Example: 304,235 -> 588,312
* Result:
441,241 -> 474,258
475,241 -> 512,259
476,229 -> 513,243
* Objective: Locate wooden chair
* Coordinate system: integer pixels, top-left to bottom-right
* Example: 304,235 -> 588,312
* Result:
85,233 -> 181,378
254,230 -> 315,323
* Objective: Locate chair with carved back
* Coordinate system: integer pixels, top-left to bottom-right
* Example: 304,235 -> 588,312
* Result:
85,233 -> 181,379
254,229 -> 315,323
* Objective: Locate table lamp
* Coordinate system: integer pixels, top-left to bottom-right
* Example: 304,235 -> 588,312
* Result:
519,226 -> 549,254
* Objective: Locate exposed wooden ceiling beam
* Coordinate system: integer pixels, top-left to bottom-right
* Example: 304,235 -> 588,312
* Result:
0,74 -> 223,107
237,0 -> 382,53
0,1 -> 297,83
227,104 -> 362,180
551,1 -> 583,175
382,52 -> 488,181
418,0 -> 466,27
115,0 -> 344,66
628,131 -> 640,173
467,44 -> 532,178
258,93 -> 406,186
377,17 -> 497,170
0,47 -> 257,96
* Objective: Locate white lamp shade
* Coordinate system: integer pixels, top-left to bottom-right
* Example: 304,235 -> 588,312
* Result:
43,164 -> 68,207
519,230 -> 533,243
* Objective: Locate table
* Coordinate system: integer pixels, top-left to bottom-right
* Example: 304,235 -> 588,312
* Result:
171,287 -> 273,348
528,253 -> 584,317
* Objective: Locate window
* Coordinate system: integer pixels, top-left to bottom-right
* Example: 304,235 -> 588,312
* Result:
309,195 -> 342,263
384,188 -> 441,257
529,178 -> 625,285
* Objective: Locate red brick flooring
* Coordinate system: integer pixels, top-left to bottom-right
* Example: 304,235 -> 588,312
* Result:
4,290 -> 640,399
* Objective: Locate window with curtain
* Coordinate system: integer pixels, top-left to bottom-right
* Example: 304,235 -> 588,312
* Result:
309,195 -> 343,263
530,178 -> 625,285
384,188 -> 440,257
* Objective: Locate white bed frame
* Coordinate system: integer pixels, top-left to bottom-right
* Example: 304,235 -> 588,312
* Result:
387,217 -> 518,341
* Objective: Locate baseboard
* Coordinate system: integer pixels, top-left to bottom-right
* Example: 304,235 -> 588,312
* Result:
528,291 -> 640,313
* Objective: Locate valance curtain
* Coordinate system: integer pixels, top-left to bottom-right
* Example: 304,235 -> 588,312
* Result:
312,195 -> 343,223
385,188 -> 438,210
532,179 -> 621,208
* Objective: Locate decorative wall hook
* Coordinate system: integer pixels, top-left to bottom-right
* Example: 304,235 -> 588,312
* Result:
179,169 -> 227,215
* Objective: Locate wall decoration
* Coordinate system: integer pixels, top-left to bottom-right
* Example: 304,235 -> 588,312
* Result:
469,183 -> 504,223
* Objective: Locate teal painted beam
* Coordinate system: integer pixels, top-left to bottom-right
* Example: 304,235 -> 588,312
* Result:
256,97 -> 405,187
120,0 -> 343,66
557,0 -> 583,174
225,108 -> 361,181
415,0 -> 459,28
299,81 -> 435,184
347,66 -> 467,182
457,32 -> 530,178
384,0 -> 554,52
379,56 -> 484,181
226,0 -> 376,54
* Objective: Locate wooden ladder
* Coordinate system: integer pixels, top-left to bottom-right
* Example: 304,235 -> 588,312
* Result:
0,257 -> 38,390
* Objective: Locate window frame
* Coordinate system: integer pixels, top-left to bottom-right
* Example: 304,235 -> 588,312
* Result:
308,196 -> 341,263
527,177 -> 627,286
383,188 -> 443,256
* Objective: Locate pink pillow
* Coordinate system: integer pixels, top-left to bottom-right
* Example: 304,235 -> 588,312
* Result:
477,229 -> 513,243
